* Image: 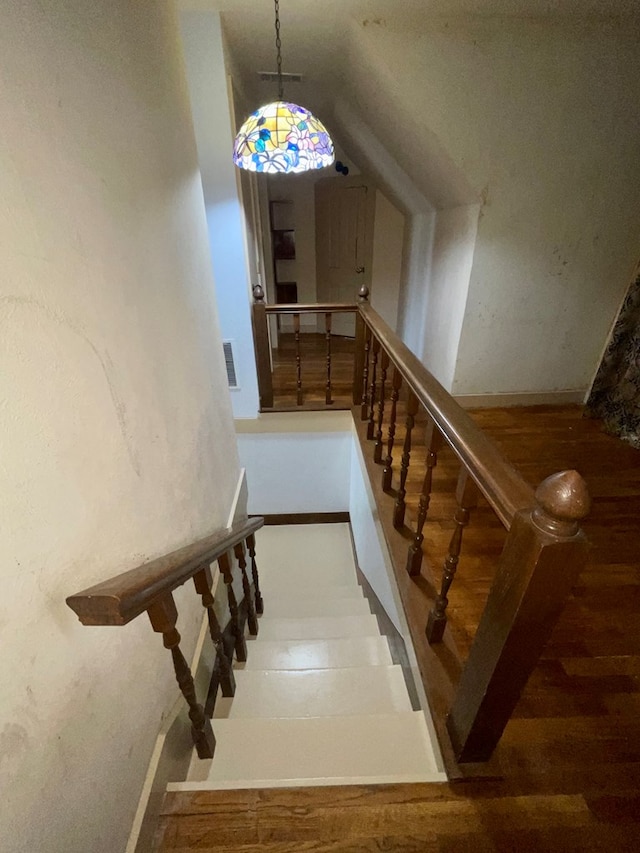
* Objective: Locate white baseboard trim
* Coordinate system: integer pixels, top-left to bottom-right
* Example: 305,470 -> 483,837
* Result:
125,614 -> 211,853
454,390 -> 587,409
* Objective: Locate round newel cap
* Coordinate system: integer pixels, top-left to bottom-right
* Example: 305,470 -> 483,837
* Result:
358,284 -> 370,301
253,284 -> 265,302
532,470 -> 590,536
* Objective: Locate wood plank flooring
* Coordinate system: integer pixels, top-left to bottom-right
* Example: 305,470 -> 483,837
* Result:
156,401 -> 640,852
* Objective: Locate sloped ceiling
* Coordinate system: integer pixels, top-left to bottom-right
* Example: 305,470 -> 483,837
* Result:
180,0 -> 640,211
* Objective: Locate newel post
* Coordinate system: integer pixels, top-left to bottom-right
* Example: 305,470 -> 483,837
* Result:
251,284 -> 274,409
447,470 -> 590,763
352,285 -> 369,406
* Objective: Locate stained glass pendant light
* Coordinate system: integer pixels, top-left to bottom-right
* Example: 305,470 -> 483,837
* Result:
233,0 -> 335,174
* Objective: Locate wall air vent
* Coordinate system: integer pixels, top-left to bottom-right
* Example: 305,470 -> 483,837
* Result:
223,340 -> 238,389
258,71 -> 303,84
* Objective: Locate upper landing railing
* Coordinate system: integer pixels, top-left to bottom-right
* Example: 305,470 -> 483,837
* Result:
252,284 -> 590,767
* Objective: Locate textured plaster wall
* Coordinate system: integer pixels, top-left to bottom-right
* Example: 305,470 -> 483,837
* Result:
345,18 -> 640,395
0,2 -> 240,851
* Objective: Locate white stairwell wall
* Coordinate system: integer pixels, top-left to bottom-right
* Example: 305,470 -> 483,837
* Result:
170,524 -> 444,791
162,411 -> 444,792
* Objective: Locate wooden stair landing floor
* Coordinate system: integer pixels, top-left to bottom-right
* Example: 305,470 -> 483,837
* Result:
155,780 -> 640,852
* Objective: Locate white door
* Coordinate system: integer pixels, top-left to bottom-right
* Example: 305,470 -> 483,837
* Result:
316,176 -> 375,337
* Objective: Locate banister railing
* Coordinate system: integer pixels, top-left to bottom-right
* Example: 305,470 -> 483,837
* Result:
357,302 -> 533,529
251,285 -> 361,410
252,283 -> 590,767
67,515 -> 265,759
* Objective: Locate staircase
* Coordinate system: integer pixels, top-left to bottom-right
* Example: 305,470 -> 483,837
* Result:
173,522 -> 443,792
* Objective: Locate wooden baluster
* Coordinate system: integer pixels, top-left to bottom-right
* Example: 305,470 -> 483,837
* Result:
147,593 -> 215,759
251,285 -> 274,410
218,551 -> 247,662
406,420 -> 444,577
448,471 -> 590,762
193,566 -> 235,702
393,392 -> 419,529
360,325 -> 371,421
325,312 -> 333,405
382,367 -> 402,490
353,285 -> 369,411
246,533 -> 264,615
234,541 -> 259,636
293,312 -> 303,406
373,351 -> 390,463
367,338 -> 380,440
426,468 -> 479,642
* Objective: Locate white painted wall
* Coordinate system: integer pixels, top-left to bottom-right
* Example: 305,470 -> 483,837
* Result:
396,213 -> 435,361
370,190 -> 404,332
180,11 -> 260,418
424,205 -> 480,390
348,437 -> 403,632
331,101 -> 441,365
0,2 -> 240,851
344,17 -> 640,396
236,413 -> 352,514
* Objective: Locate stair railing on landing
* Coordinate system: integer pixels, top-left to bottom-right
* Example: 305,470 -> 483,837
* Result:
66,515 -> 264,760
252,284 -> 590,768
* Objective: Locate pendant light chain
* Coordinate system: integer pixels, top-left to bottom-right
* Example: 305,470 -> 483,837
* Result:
232,0 -> 335,173
274,0 -> 284,100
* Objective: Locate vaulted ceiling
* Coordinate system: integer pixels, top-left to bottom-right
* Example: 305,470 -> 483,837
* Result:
180,0 -> 640,211
181,0 -> 639,118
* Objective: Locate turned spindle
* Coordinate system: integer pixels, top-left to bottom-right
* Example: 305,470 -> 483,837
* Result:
234,541 -> 259,636
367,338 -> 380,440
147,593 -> 215,759
407,420 -> 443,576
426,468 -> 478,642
360,326 -> 371,421
324,312 -> 333,405
246,533 -> 264,615
293,312 -> 303,406
193,566 -> 235,699
382,367 -> 402,491
373,351 -> 390,464
393,392 -> 419,528
218,551 -> 247,662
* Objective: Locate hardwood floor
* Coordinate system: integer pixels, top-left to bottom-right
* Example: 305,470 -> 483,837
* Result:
156,401 -> 640,852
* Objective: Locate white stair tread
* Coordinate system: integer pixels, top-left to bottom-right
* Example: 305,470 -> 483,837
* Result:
255,614 -> 380,641
174,712 -> 444,790
215,666 -> 412,719
262,596 -> 371,619
258,584 -> 364,602
255,524 -> 358,588
239,636 -> 393,670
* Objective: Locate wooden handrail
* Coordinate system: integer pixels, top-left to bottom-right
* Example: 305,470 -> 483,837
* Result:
265,303 -> 358,314
66,516 -> 264,627
358,303 -> 533,528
